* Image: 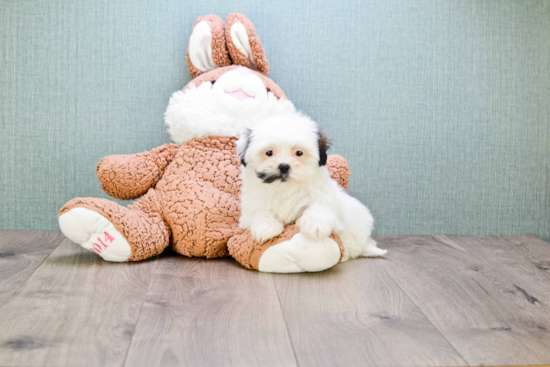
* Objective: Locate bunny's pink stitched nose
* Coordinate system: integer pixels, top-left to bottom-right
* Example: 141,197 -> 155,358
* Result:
237,67 -> 252,75
226,90 -> 253,101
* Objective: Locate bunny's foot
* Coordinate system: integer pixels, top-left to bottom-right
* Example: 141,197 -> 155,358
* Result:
59,207 -> 131,262
58,190 -> 170,262
228,225 -> 344,273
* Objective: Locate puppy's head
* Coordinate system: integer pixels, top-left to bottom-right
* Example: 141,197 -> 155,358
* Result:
237,112 -> 330,185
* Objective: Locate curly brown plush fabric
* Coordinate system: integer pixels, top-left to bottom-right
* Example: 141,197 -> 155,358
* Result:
97,144 -> 181,200
158,136 -> 242,258
186,14 -> 232,78
228,225 -> 345,270
225,13 -> 270,75
326,154 -> 350,190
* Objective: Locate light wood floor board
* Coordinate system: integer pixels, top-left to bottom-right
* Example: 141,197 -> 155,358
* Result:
272,257 -> 467,367
0,231 -> 65,309
438,236 -> 550,303
505,235 -> 550,276
2,232 -> 550,367
376,235 -> 550,366
0,239 -> 158,367
123,253 -> 297,367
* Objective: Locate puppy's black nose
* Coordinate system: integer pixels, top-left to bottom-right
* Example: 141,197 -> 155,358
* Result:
278,163 -> 290,174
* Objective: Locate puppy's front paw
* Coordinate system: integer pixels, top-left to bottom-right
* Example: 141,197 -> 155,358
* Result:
250,218 -> 284,243
238,215 -> 252,230
297,215 -> 332,240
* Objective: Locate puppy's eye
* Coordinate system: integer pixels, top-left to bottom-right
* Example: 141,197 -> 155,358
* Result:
265,150 -> 273,157
296,151 -> 303,157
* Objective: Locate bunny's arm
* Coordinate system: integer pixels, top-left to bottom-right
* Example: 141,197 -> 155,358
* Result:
96,144 -> 181,200
326,154 -> 350,190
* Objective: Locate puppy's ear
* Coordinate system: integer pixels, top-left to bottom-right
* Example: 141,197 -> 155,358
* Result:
237,129 -> 252,167
317,129 -> 330,166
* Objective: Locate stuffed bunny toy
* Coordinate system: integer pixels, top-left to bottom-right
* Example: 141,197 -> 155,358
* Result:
58,13 -> 351,273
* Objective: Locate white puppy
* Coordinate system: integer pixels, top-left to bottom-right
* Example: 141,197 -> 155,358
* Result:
237,112 -> 387,261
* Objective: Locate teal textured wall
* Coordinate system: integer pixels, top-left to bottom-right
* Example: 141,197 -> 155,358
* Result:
1,0 -> 549,240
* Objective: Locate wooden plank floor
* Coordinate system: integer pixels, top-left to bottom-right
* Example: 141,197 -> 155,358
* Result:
1,233 -> 550,367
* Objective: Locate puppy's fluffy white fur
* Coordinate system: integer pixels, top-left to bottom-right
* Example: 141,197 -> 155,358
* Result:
237,112 -> 386,261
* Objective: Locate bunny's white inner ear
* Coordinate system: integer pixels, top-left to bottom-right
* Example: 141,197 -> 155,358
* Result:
189,21 -> 216,72
230,22 -> 258,70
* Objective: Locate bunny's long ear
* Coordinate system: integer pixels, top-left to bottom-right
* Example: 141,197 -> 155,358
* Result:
225,13 -> 270,75
186,15 -> 232,78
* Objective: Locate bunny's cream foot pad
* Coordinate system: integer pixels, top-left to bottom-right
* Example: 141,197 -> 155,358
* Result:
258,233 -> 341,273
59,208 -> 131,262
